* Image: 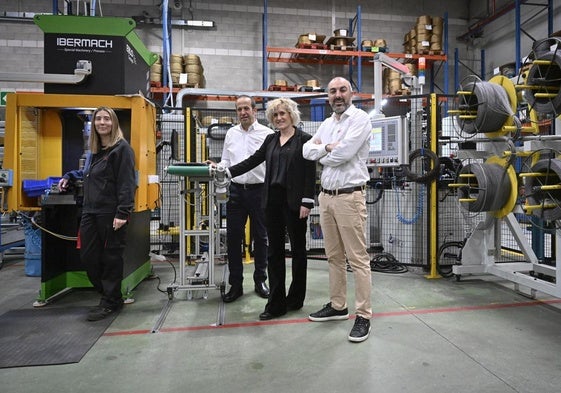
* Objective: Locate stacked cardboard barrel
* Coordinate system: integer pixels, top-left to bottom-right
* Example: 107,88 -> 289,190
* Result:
183,54 -> 205,87
149,53 -> 205,87
170,54 -> 183,84
149,56 -> 162,86
383,63 -> 417,95
403,15 -> 444,55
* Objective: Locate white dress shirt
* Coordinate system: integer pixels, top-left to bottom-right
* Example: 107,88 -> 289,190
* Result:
219,120 -> 274,184
302,104 -> 371,190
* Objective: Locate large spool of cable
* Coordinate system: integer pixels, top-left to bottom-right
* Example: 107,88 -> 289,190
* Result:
524,38 -> 561,115
524,158 -> 561,221
458,80 -> 513,135
457,161 -> 512,213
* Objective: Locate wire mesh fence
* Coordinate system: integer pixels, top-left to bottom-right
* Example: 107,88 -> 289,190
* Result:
149,94 -> 551,276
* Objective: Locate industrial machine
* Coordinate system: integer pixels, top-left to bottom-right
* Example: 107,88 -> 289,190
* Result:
0,13 -> 160,304
367,54 -> 443,274
3,93 -> 158,305
447,36 -> 561,298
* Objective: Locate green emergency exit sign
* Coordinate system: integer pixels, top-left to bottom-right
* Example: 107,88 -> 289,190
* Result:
0,91 -> 10,106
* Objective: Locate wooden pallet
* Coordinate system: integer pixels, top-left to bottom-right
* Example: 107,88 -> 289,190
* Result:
295,43 -> 329,50
329,44 -> 356,51
417,49 -> 444,55
268,85 -> 298,91
362,46 -> 388,53
390,88 -> 411,96
178,83 -> 200,88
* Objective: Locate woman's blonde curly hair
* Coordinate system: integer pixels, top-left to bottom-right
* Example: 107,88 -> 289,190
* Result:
265,98 -> 301,129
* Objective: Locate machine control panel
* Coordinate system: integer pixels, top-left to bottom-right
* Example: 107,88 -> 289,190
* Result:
0,169 -> 13,187
367,115 -> 409,167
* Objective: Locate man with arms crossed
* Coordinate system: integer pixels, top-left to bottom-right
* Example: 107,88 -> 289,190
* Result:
302,77 -> 373,342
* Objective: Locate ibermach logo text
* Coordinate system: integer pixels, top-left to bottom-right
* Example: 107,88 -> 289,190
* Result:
56,37 -> 113,54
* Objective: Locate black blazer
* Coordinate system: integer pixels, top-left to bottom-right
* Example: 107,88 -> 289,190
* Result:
228,127 -> 316,211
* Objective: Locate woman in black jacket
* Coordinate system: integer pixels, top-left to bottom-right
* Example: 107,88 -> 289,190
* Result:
58,107 -> 136,321
227,98 -> 316,320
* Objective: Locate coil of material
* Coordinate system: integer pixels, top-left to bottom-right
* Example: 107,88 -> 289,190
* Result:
416,15 -> 432,25
524,158 -> 561,221
458,81 -> 512,134
187,73 -> 201,85
403,149 -> 440,184
458,162 -> 511,212
524,50 -> 561,115
185,64 -> 203,74
183,54 -> 201,65
532,37 -> 561,58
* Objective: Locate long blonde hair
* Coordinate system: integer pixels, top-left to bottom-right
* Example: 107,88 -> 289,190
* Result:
89,107 -> 125,154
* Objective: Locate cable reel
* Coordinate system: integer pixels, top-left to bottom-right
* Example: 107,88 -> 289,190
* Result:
521,157 -> 561,221
448,156 -> 517,218
518,37 -> 561,117
450,75 -> 518,138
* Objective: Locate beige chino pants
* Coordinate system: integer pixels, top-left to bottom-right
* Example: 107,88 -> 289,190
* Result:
319,190 -> 372,319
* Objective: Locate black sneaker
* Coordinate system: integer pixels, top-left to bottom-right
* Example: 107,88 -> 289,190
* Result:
348,316 -> 371,343
308,302 -> 349,322
87,306 -> 119,321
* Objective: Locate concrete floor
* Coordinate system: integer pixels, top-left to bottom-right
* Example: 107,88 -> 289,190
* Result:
1,254 -> 561,393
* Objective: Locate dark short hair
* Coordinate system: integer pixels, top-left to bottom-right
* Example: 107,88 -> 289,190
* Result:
235,95 -> 256,109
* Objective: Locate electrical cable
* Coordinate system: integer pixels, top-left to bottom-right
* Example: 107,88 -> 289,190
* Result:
153,257 -> 178,294
370,252 -> 408,274
366,180 -> 384,205
524,156 -> 561,221
511,116 -> 523,142
437,240 -> 464,278
458,162 -> 511,212
524,37 -> 561,116
457,78 -> 515,134
402,148 -> 440,184
18,212 -> 78,242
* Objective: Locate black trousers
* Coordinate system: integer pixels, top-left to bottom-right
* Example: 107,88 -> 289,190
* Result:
79,213 -> 127,309
264,187 -> 308,315
226,183 -> 268,287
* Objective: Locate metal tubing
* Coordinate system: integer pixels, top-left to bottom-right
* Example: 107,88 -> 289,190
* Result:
166,164 -> 211,177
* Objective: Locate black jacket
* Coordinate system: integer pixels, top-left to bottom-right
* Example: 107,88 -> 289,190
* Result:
63,139 -> 136,220
229,128 -> 316,211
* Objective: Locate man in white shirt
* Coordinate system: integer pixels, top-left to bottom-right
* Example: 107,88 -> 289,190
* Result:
302,77 -> 372,342
219,95 -> 274,302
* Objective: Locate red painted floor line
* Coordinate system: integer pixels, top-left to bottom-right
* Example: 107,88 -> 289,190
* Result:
103,298 -> 561,337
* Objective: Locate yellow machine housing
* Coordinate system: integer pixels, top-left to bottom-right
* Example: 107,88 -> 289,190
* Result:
4,93 -> 157,212
3,92 -> 158,303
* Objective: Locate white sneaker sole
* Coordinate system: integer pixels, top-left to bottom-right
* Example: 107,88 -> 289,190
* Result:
348,326 -> 371,342
308,314 -> 349,322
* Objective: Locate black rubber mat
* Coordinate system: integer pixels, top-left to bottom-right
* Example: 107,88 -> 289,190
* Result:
0,306 -> 117,368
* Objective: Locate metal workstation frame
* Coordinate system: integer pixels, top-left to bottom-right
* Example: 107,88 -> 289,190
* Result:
149,164 -> 227,331
3,93 -> 158,304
